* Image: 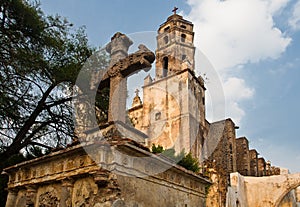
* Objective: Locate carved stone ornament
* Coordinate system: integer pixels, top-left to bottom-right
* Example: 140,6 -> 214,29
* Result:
107,66 -> 121,77
38,187 -> 59,207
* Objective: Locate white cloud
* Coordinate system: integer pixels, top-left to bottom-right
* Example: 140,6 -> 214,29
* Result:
267,0 -> 289,14
224,77 -> 254,100
289,0 -> 300,30
185,0 -> 291,124
223,77 -> 255,123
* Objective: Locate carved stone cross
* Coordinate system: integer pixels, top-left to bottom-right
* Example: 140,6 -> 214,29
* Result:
103,32 -> 155,123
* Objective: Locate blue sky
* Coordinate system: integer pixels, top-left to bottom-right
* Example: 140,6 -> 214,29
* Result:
40,0 -> 300,173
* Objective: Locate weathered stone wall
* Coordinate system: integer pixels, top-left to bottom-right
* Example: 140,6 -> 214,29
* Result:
156,14 -> 195,77
203,119 -> 238,207
118,169 -> 207,207
249,149 -> 258,176
4,138 -> 210,207
226,172 -> 300,207
131,69 -> 205,160
258,157 -> 266,176
236,137 -> 250,176
226,172 -> 248,207
128,104 -> 143,129
278,190 -> 297,207
227,173 -> 299,207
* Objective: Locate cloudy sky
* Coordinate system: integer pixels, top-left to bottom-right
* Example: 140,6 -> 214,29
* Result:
40,0 -> 300,172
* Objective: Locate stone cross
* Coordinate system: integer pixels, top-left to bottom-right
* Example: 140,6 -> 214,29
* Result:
103,32 -> 155,123
106,32 -> 133,67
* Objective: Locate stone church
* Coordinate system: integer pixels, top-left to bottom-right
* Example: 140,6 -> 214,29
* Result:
3,10 -> 295,207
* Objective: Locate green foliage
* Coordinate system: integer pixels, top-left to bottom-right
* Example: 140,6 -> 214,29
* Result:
151,145 -> 200,173
0,0 -> 100,162
205,184 -> 211,195
151,144 -> 164,154
25,146 -> 51,159
95,87 -> 110,124
0,1 -> 109,204
178,153 -> 200,173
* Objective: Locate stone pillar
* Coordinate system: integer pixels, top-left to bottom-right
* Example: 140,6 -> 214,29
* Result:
5,189 -> 18,207
105,32 -> 132,123
25,185 -> 37,206
106,32 -> 133,67
108,74 -> 127,123
60,178 -> 74,207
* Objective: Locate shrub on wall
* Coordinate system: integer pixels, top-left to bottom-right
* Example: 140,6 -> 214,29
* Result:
151,144 -> 200,173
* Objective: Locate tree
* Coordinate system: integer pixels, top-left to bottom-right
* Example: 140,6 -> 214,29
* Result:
0,1 -> 111,205
0,0 -> 109,169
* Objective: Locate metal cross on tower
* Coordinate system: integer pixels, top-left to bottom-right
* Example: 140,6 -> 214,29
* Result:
135,88 -> 140,96
172,7 -> 178,15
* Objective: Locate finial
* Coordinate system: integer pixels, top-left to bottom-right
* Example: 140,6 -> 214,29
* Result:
132,88 -> 142,107
172,7 -> 178,15
135,88 -> 140,96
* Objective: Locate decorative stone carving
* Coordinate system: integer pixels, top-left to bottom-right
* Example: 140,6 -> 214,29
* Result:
106,32 -> 133,67
38,187 -> 59,207
26,185 -> 37,206
93,170 -> 110,187
60,179 -> 74,207
73,178 -> 98,207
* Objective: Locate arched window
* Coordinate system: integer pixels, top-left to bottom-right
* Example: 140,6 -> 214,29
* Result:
180,25 -> 187,29
162,57 -> 168,77
164,36 -> 169,44
181,34 -> 186,42
164,26 -> 170,32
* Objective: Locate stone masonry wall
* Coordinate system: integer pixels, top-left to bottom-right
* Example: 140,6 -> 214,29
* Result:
203,119 -> 237,207
236,137 -> 250,176
4,139 -> 210,207
249,149 -> 258,177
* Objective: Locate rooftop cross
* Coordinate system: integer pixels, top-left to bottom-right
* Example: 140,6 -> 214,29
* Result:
135,88 -> 140,96
172,7 -> 178,15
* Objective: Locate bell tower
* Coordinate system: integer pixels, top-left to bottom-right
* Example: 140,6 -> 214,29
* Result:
155,7 -> 195,78
128,9 -> 206,161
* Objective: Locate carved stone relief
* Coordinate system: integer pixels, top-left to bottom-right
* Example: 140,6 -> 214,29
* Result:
38,186 -> 59,207
15,190 -> 27,207
73,177 -> 98,207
